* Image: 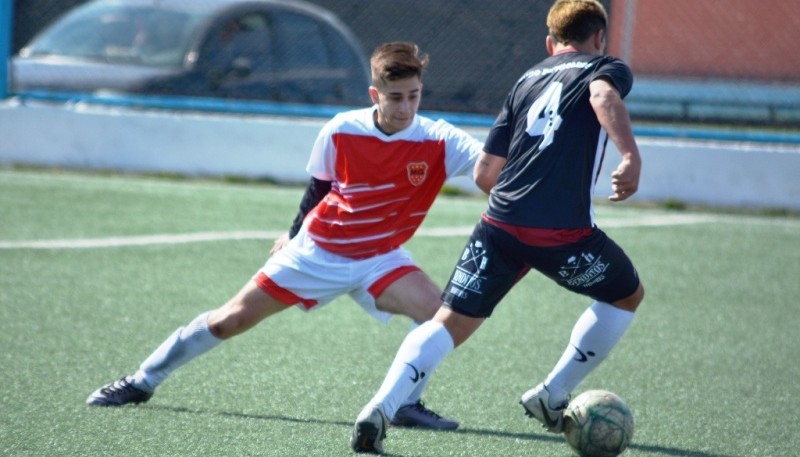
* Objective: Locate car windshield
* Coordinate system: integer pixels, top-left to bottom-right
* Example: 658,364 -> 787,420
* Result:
22,3 -> 207,67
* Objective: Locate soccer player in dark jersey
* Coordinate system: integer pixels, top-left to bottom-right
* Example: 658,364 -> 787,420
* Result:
351,1 -> 644,453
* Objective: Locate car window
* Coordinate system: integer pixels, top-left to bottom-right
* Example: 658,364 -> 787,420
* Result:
267,9 -> 366,104
131,11 -> 200,66
198,13 -> 272,71
320,25 -> 363,77
22,4 -> 203,67
269,11 -> 331,72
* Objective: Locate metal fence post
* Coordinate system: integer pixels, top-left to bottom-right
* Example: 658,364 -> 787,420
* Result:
0,0 -> 14,99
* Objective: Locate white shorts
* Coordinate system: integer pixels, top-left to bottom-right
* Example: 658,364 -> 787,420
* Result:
255,226 -> 420,323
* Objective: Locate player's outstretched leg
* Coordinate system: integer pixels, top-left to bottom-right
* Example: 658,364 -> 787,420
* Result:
351,404 -> 388,454
519,383 -> 570,433
86,311 -> 222,407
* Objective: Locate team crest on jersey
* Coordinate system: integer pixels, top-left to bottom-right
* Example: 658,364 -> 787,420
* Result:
407,162 -> 428,186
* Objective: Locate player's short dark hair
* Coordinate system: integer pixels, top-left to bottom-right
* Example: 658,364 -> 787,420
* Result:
370,42 -> 429,86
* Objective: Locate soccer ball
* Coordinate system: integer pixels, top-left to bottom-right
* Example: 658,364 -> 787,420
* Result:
562,389 -> 634,457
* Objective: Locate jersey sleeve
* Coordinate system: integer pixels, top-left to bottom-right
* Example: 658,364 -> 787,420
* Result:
288,177 -> 332,238
305,119 -> 339,181
483,97 -> 512,158
432,119 -> 483,178
593,57 -> 634,98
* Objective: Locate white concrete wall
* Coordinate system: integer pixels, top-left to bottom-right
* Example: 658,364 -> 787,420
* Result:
599,138 -> 800,211
2,100 -> 799,210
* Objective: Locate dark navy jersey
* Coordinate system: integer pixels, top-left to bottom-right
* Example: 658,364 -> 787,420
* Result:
483,51 -> 633,229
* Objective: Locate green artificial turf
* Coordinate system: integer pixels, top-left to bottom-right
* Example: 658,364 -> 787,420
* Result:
1,169 -> 798,456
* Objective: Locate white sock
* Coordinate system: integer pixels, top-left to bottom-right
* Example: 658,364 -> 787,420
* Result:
367,320 -> 454,419
544,301 -> 634,405
403,322 -> 429,406
131,311 -> 222,392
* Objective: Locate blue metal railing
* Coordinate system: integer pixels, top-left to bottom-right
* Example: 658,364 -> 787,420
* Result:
10,89 -> 800,145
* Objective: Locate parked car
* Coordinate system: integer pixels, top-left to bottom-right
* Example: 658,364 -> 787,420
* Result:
11,0 -> 371,106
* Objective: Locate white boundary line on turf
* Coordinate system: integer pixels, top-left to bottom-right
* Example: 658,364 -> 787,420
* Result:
0,213 -> 725,250
0,231 -> 284,249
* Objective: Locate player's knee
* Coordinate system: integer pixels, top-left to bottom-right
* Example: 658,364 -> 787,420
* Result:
613,282 -> 644,312
207,308 -> 246,339
389,299 -> 439,323
634,282 -> 645,306
419,299 -> 442,319
207,316 -> 232,339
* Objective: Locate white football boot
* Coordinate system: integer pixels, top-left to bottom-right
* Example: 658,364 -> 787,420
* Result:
520,383 -> 570,433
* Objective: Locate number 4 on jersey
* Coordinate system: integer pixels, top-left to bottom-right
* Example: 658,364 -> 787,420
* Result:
525,81 -> 563,151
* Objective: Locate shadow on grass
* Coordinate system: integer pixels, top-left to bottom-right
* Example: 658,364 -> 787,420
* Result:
454,426 -> 732,457
148,404 -> 731,457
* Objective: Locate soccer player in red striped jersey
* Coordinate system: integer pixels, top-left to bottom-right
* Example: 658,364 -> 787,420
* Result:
86,42 -> 483,431
352,2 -> 645,453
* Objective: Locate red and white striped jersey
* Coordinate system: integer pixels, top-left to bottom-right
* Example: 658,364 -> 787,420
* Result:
304,107 -> 482,259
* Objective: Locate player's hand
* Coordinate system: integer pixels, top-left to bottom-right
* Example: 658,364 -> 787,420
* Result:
608,156 -> 641,202
270,232 -> 291,255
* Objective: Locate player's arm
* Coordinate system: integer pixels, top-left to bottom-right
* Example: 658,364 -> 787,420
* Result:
589,77 -> 641,202
473,151 -> 506,194
270,177 -> 331,254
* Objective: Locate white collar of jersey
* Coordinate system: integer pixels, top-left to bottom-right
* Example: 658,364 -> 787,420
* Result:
369,105 -> 420,140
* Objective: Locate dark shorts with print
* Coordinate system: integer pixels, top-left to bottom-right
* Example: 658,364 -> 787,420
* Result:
441,219 -> 640,318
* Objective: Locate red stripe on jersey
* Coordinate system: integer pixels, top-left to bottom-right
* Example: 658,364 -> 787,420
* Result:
253,272 -> 318,309
367,265 -> 421,298
308,133 -> 447,259
482,214 -> 593,247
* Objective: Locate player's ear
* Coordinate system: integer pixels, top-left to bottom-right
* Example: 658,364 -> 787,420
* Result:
594,29 -> 606,54
546,35 -> 555,55
368,86 -> 379,104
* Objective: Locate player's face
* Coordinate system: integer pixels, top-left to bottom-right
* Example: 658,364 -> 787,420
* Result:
370,76 -> 422,134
